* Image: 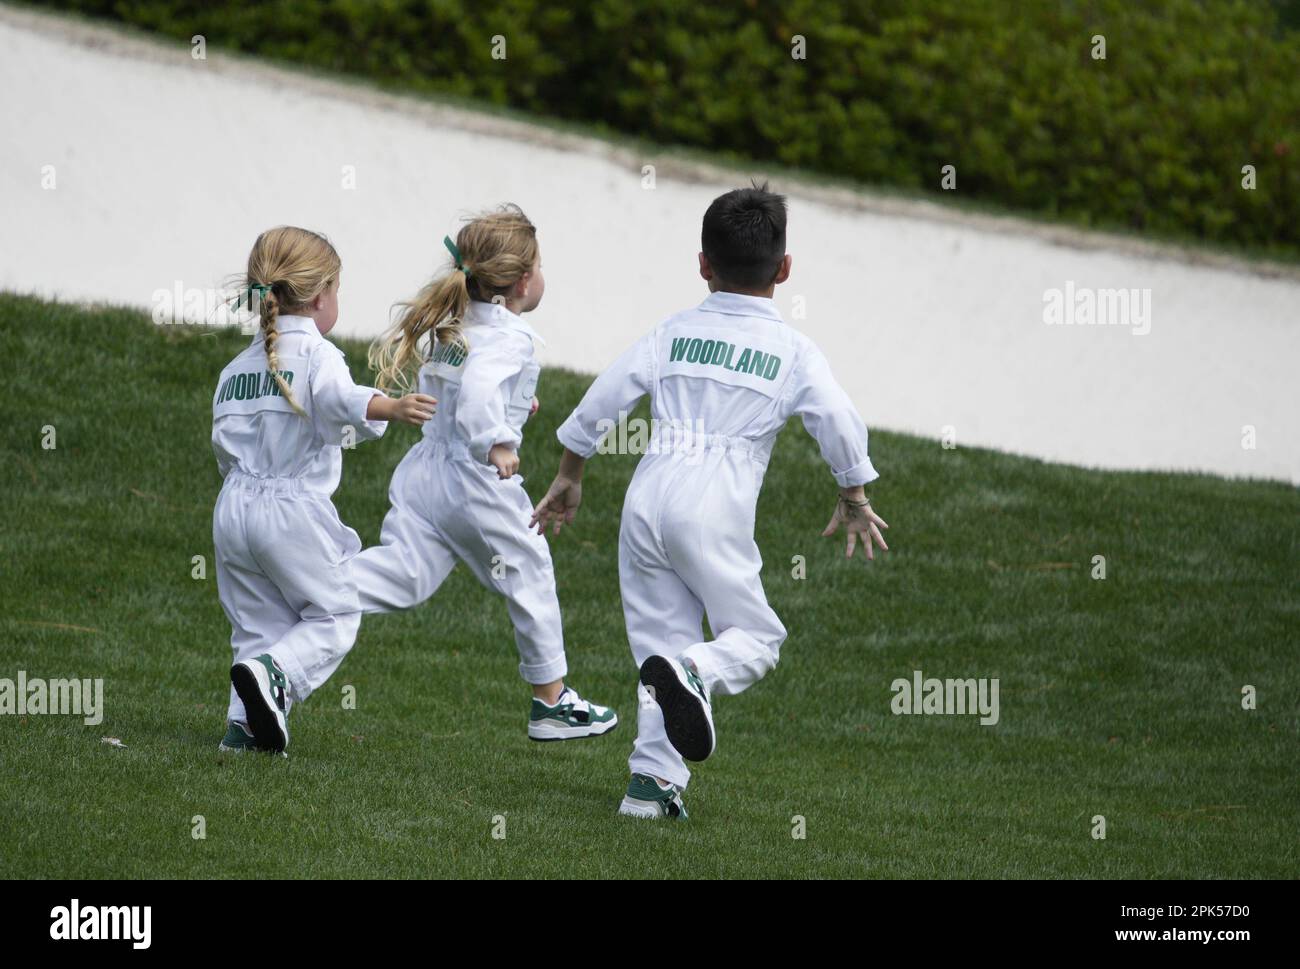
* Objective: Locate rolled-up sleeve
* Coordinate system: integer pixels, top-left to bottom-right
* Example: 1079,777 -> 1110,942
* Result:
457,343 -> 525,464
556,332 -> 654,458
310,346 -> 388,445
790,343 -> 878,487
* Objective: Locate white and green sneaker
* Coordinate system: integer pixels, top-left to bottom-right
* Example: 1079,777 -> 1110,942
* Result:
639,655 -> 715,761
618,773 -> 688,820
231,654 -> 290,753
528,685 -> 618,741
217,720 -> 287,758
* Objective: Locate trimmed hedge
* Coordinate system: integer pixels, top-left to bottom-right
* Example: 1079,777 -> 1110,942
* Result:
39,0 -> 1300,252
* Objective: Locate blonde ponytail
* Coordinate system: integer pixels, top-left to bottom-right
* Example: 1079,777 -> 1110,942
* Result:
371,204 -> 539,393
370,271 -> 471,393
242,226 -> 342,418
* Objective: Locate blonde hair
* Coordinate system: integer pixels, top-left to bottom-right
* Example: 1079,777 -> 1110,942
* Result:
244,226 -> 341,417
370,204 -> 539,393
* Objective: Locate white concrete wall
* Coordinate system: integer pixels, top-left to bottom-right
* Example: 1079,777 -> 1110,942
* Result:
2,6 -> 1296,483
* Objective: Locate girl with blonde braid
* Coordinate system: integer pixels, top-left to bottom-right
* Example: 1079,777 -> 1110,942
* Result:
356,205 -> 618,741
212,226 -> 436,755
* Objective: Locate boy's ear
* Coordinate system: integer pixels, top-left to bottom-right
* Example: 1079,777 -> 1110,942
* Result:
773,254 -> 792,286
698,252 -> 714,282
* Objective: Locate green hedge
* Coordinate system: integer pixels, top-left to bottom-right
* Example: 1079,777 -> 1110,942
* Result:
41,0 -> 1300,253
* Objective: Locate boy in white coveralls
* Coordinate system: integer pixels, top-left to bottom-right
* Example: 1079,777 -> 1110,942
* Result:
531,184 -> 890,818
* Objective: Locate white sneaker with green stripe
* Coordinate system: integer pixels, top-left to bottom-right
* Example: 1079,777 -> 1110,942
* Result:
528,685 -> 618,741
231,654 -> 290,753
618,773 -> 688,820
217,720 -> 287,758
639,655 -> 715,761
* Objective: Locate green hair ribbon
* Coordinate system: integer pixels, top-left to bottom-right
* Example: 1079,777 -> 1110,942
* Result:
444,235 -> 471,278
238,283 -> 274,312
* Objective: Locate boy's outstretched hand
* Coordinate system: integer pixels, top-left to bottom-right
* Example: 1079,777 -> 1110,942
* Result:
822,488 -> 889,561
530,475 -> 582,536
530,448 -> 587,536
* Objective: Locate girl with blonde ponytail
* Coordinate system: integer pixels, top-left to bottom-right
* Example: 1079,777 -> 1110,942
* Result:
354,205 -> 618,741
212,226 -> 437,755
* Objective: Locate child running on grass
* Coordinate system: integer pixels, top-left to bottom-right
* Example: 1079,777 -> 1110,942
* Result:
353,204 -> 618,741
213,226 -> 436,755
531,183 -> 888,818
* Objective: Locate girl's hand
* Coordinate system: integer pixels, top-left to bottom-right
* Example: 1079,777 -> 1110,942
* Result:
529,396 -> 540,418
530,474 -> 582,536
821,492 -> 889,561
489,443 -> 520,479
393,393 -> 437,426
368,393 -> 437,426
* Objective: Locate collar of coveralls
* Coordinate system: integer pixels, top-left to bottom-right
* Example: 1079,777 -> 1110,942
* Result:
248,314 -> 320,342
463,297 -> 547,348
270,314 -> 321,335
699,290 -> 784,322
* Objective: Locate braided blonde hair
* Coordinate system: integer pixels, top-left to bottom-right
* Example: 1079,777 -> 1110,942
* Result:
245,226 -> 341,417
370,204 -> 539,393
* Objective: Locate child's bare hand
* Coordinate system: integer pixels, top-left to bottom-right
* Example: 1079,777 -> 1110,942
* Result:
822,495 -> 889,561
530,475 -> 582,536
529,396 -> 540,416
489,444 -> 520,479
368,392 -> 436,426
393,393 -> 437,426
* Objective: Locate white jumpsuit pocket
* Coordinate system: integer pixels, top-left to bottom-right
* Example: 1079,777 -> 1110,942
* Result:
506,360 -> 540,430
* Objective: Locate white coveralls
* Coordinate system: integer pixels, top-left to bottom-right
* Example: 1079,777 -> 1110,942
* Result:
212,315 -> 388,724
351,300 -> 567,686
556,291 -> 878,787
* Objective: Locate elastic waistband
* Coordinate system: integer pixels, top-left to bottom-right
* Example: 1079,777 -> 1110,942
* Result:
415,436 -> 475,461
222,468 -> 313,497
646,425 -> 773,464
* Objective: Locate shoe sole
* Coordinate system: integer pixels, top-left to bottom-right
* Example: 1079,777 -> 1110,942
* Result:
618,796 -> 665,819
231,662 -> 288,753
528,715 -> 619,742
640,656 -> 714,762
217,741 -> 288,759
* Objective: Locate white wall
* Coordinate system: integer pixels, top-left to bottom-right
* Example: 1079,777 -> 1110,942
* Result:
2,7 -> 1296,483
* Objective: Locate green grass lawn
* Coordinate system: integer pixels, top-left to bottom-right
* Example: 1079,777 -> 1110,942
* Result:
1,292 -> 1296,879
